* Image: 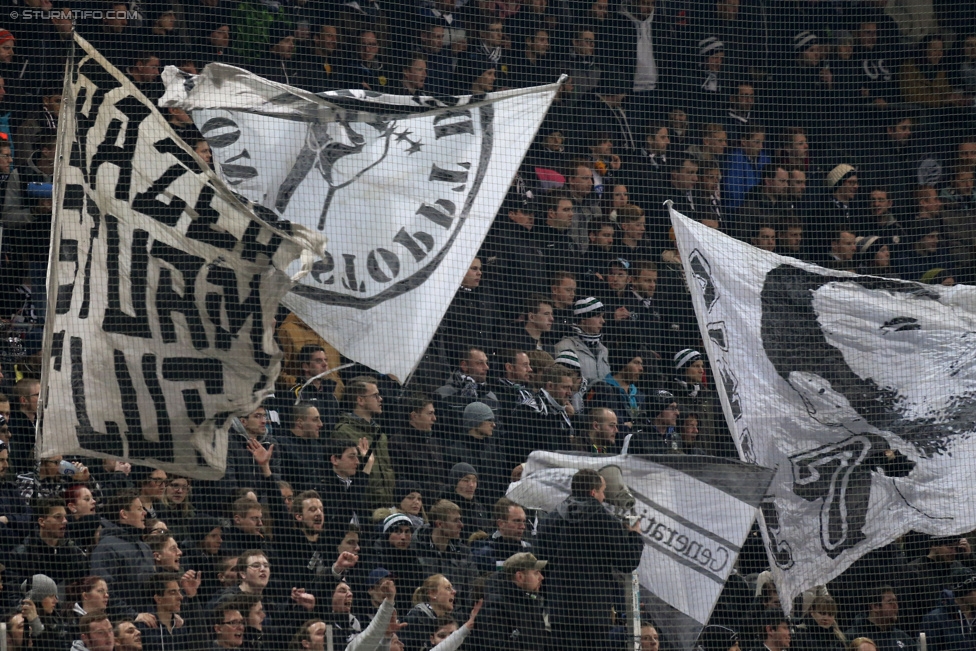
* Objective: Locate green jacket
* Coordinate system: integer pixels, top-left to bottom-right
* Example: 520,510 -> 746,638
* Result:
332,413 -> 394,510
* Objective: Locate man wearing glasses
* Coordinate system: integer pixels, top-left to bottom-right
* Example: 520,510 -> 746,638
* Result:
209,550 -> 317,640
333,376 -> 394,511
211,603 -> 246,649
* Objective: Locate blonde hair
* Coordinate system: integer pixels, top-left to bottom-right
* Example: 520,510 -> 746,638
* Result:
849,638 -> 876,651
811,595 -> 847,645
412,574 -> 447,606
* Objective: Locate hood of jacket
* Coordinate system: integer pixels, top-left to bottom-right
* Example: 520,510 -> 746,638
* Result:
555,495 -> 605,524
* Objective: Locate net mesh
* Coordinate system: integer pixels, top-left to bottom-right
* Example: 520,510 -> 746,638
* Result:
1,1 -> 975,651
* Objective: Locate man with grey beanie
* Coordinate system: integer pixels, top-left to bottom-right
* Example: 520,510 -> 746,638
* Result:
445,403 -> 509,504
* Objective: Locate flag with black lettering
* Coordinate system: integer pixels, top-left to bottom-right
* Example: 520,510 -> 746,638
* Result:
669,205 -> 976,612
160,66 -> 561,380
508,451 -> 774,651
38,34 -> 323,478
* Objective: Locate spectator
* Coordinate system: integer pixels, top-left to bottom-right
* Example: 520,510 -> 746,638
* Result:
582,217 -> 618,289
413,499 -> 476,604
320,440 -> 373,528
134,468 -> 167,521
535,364 -> 578,445
471,498 -> 532,575
724,82 -> 756,142
555,297 -> 611,386
5,366 -> 39,477
907,537 -> 968,634
548,271 -> 578,342
389,394 -> 446,499
568,29 -> 602,96
441,464 -> 490,539
211,602 -> 246,650
276,402 -> 328,493
819,164 -> 863,254
793,595 -> 847,651
473,552 -> 551,651
333,376 -> 395,511
181,516 -> 225,604
443,401 -> 507,505
735,165 -> 792,241
758,610 -> 793,651
415,21 -> 453,97
589,351 -> 646,434
21,573 -> 69,651
855,235 -> 898,278
427,255 -> 497,385
627,389 -> 680,454
435,348 -> 500,429
535,469 -> 644,650
18,454 -> 91,502
920,572 -> 976,651
289,344 -> 341,432
864,188 -> 908,246
899,35 -> 966,108
384,483 -> 427,529
368,513 -> 425,596
156,476 -> 193,541
824,230 -> 858,273
671,349 -> 723,455
577,406 -> 620,454
497,297 -> 554,355
512,28 -> 557,89
611,0 -> 662,120
73,611 -> 114,651
91,490 -> 154,619
402,574 -> 458,651
536,191 -> 582,277
9,496 -> 87,590
113,620 -> 142,651
633,118 -> 672,205
667,158 -> 702,221
0,439 -> 30,549
722,124 -> 769,213
845,586 -> 914,651
341,30 -> 388,92
222,498 -> 268,558
136,573 -> 190,651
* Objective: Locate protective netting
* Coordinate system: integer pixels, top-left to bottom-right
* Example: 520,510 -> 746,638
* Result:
1,2 -> 976,651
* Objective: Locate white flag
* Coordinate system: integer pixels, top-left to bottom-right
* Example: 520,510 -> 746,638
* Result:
670,205 -> 976,610
161,66 -> 561,380
508,451 -> 773,650
38,34 -> 322,479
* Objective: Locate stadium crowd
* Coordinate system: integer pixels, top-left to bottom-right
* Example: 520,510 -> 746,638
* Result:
1,0 -> 976,649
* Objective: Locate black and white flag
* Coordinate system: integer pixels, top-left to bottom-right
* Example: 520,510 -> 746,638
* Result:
670,206 -> 976,609
160,66 -> 561,380
38,34 -> 323,478
508,451 -> 773,651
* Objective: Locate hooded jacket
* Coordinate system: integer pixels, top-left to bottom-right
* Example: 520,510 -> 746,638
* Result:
534,495 -> 644,627
90,522 -> 155,618
472,571 -> 552,651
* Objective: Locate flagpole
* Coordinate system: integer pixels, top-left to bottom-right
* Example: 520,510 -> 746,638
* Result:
36,34 -> 77,453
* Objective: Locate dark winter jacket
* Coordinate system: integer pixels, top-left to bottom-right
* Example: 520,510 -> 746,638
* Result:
472,571 -> 552,651
534,495 -> 644,627
333,413 -> 394,510
90,522 -> 155,618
